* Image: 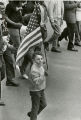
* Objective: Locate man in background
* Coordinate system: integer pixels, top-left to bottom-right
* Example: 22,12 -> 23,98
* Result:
48,0 -> 64,53
5,1 -> 22,59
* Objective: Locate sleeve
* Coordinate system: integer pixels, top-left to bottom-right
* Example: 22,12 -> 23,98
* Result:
31,67 -> 45,85
5,4 -> 10,16
61,1 -> 64,19
31,70 -> 41,85
48,1 -> 55,23
64,1 -> 78,10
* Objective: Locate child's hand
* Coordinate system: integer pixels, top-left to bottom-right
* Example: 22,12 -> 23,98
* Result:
33,77 -> 40,85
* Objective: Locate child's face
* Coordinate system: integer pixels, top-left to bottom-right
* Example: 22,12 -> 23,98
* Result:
34,55 -> 43,66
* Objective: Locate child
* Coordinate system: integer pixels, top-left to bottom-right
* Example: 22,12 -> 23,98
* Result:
28,51 -> 47,120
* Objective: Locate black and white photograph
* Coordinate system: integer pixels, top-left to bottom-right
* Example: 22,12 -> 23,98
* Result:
0,0 -> 81,120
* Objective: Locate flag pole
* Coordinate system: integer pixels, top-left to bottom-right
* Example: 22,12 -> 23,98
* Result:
0,23 -> 5,106
0,55 -> 5,106
43,41 -> 48,70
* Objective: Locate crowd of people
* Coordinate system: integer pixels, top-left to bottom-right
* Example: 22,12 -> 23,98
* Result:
0,0 -> 81,120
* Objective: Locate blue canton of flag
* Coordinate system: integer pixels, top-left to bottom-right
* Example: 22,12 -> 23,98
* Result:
16,3 -> 43,64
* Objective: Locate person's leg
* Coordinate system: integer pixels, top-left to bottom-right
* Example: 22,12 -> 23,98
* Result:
51,20 -> 61,52
3,49 -> 18,86
1,61 -> 5,81
58,27 -> 68,41
8,28 -> 20,59
67,23 -> 78,51
76,21 -> 81,43
43,41 -> 49,51
48,33 -> 54,43
38,90 -> 47,114
29,91 -> 41,120
0,56 -> 5,106
0,69 -> 5,105
75,22 -> 81,46
20,54 -> 30,75
20,50 -> 33,76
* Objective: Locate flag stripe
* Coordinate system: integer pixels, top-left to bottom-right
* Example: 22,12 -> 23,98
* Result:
17,31 -> 42,55
18,28 -> 41,52
19,29 -> 41,50
19,27 -> 41,49
16,4 -> 43,63
17,35 -> 42,58
16,38 -> 42,62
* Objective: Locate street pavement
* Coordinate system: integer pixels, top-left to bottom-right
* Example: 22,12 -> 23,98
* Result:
1,21 -> 81,120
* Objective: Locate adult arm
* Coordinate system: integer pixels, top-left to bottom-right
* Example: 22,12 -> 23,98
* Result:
64,1 -> 80,10
61,1 -> 64,20
48,0 -> 55,23
60,1 -> 64,25
5,16 -> 22,29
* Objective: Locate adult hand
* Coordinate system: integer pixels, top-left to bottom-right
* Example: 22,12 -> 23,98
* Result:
51,20 -> 58,30
16,23 -> 22,28
16,7 -> 22,11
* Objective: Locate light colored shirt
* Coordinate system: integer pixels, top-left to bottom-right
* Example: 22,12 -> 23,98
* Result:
39,4 -> 48,26
48,0 -> 64,23
29,63 -> 46,91
76,8 -> 81,21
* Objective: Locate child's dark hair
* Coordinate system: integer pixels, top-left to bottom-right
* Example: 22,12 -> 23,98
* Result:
30,51 -> 43,69
32,51 -> 43,60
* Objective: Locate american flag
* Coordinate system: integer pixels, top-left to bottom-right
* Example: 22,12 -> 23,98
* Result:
16,3 -> 43,64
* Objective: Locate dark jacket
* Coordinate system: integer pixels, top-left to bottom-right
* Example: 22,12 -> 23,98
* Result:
64,1 -> 78,23
5,1 -> 22,28
22,1 -> 35,25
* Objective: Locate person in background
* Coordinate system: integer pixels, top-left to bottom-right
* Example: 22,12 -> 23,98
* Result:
2,32 -> 19,86
27,51 -> 47,120
76,1 -> 81,45
20,1 -> 48,79
0,1 -> 18,86
19,1 -> 35,79
64,1 -> 81,51
22,0 -> 35,26
0,1 -> 5,105
48,0 -> 64,53
37,1 -> 48,50
58,27 -> 68,47
5,1 -> 22,59
58,1 -> 81,47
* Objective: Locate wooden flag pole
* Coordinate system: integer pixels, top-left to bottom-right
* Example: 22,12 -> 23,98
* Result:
0,54 -> 5,106
0,23 -> 5,106
43,41 -> 48,70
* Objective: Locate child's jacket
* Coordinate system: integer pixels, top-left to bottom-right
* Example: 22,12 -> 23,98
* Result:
29,63 -> 46,91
